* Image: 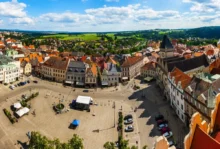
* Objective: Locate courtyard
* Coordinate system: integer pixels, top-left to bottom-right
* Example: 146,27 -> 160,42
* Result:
0,76 -> 188,149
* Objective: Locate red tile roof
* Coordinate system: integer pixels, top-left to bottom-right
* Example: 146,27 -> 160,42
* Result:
191,126 -> 220,149
43,57 -> 69,70
170,67 -> 191,89
121,56 -> 143,67
141,62 -> 156,70
206,49 -> 214,56
194,52 -> 204,57
210,59 -> 220,74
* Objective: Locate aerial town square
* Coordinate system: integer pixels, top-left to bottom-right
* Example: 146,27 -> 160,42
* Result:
2,0 -> 220,149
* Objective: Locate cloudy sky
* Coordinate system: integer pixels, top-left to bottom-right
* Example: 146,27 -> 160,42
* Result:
0,0 -> 220,32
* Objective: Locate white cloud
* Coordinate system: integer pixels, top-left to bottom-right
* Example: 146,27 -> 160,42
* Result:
183,0 -> 220,12
9,17 -> 34,25
0,0 -> 27,18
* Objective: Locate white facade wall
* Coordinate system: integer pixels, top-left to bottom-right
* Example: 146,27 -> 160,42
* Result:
168,76 -> 185,123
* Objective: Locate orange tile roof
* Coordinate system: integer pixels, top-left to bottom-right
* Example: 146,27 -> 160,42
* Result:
90,63 -> 97,75
191,126 -> 220,149
151,52 -> 160,58
43,57 -> 69,70
29,53 -> 43,63
170,67 -> 191,89
184,53 -> 192,59
210,59 -> 220,74
206,49 -> 214,56
121,56 -> 143,67
141,62 -> 156,70
105,56 -> 117,65
29,45 -> 35,49
134,52 -> 143,57
194,52 -> 204,57
19,57 -> 30,63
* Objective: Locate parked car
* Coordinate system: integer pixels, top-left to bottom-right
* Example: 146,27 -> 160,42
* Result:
160,127 -> 170,134
124,118 -> 133,125
155,114 -> 164,121
168,140 -> 175,147
14,84 -> 18,87
9,85 -> 15,90
33,80 -> 38,83
124,114 -> 133,120
17,83 -> 21,86
27,80 -> 30,83
20,82 -> 26,86
163,131 -> 173,139
125,125 -> 134,132
157,119 -> 168,126
158,123 -> 168,130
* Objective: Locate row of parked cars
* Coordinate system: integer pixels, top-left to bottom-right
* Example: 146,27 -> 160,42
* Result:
124,114 -> 134,132
155,114 -> 175,147
9,80 -> 38,90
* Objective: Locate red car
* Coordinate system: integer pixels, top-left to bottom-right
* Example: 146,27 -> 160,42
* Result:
157,119 -> 168,126
160,127 -> 170,134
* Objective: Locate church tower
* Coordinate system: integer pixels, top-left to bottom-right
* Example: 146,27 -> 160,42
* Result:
159,35 -> 175,58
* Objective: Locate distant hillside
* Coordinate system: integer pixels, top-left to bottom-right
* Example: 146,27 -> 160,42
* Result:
185,26 -> 220,39
2,26 -> 220,40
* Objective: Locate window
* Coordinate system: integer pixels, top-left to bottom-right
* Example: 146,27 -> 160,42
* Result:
177,100 -> 179,105
177,91 -> 179,96
181,115 -> 184,120
181,104 -> 183,110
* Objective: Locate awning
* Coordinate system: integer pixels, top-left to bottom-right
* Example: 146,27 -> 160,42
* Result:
13,102 -> 21,109
144,77 -> 153,82
16,107 -> 30,117
76,96 -> 92,105
102,81 -> 108,86
72,119 -> 80,126
65,81 -> 73,84
122,77 -> 128,80
76,82 -> 84,86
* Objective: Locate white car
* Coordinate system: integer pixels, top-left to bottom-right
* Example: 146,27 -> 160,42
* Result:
124,118 -> 133,124
125,125 -> 134,132
163,131 -> 173,139
9,85 -> 15,90
158,123 -> 168,130
168,140 -> 175,147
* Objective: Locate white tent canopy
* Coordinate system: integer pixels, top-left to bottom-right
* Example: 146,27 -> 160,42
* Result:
16,107 -> 30,117
13,102 -> 21,109
76,96 -> 93,105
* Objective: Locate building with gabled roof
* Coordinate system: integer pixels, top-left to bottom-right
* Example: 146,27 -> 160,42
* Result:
168,68 -> 191,123
184,75 -> 220,125
121,56 -> 144,81
65,60 -> 86,86
141,61 -> 156,79
85,63 -> 98,87
0,55 -> 20,84
40,57 -> 69,82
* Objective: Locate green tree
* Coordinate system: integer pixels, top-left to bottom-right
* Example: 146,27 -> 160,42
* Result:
142,145 -> 148,149
68,134 -> 84,149
104,142 -> 115,149
131,146 -> 138,149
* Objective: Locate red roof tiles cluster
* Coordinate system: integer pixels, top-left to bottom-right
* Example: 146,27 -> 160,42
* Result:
191,126 -> 220,149
170,67 -> 191,89
121,56 -> 143,67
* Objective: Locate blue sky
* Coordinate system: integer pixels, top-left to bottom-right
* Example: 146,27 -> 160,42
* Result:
0,0 -> 220,32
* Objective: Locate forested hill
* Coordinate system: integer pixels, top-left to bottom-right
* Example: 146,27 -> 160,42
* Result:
115,26 -> 220,40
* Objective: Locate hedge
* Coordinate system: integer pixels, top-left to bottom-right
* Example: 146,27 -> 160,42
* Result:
3,109 -> 16,124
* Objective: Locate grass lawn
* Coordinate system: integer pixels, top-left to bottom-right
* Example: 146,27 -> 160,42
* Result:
41,34 -> 100,41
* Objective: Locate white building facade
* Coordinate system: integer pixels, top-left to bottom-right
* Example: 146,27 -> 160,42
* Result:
0,55 -> 20,84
